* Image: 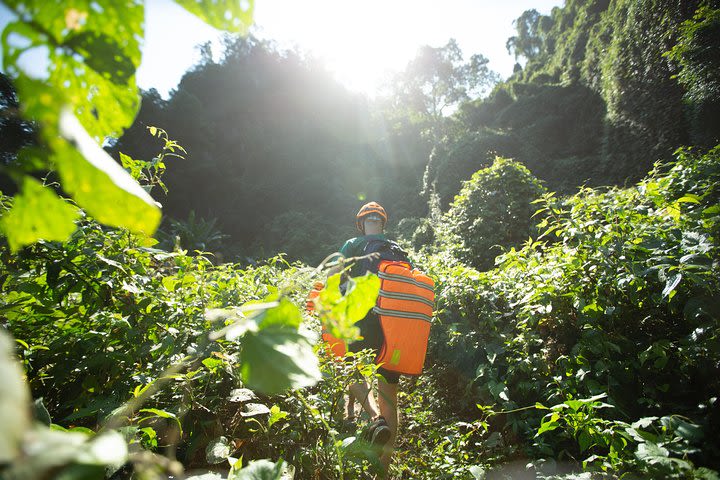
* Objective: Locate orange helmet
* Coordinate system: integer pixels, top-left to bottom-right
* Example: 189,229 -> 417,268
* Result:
356,202 -> 387,231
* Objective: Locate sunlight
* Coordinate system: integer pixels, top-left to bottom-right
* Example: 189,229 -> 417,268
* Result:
0,0 -> 564,97
252,0 -> 412,95
253,0 -> 564,96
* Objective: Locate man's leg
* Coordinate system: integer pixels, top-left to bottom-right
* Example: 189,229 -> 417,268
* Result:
377,380 -> 398,476
348,381 -> 380,419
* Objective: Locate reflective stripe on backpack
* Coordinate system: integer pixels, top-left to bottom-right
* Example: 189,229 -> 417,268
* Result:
377,289 -> 435,308
377,270 -> 435,292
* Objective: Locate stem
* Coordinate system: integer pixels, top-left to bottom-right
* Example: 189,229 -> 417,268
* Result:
488,403 -> 542,416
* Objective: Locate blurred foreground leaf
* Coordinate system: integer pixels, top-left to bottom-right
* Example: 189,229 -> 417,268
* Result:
174,0 -> 254,33
57,109 -> 161,234
229,458 -> 285,480
318,273 -> 380,342
0,330 -> 31,463
240,326 -> 320,395
0,177 -> 79,252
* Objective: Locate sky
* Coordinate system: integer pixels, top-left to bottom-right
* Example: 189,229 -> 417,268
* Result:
1,0 -> 564,98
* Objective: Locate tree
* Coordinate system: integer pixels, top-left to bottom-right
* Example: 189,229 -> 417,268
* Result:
389,39 -> 499,120
506,9 -> 553,61
110,33 -> 431,263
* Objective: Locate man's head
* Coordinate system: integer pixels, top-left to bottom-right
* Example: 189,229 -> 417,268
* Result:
356,202 -> 387,234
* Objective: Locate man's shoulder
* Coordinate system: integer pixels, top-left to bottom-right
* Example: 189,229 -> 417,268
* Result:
339,237 -> 362,256
341,236 -> 362,249
340,235 -> 389,256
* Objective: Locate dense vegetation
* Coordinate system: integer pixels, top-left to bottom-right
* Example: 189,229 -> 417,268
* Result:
424,146 -> 720,478
1,0 -> 719,479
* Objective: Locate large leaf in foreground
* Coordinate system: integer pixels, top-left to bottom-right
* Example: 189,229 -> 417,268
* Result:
174,0 -> 254,33
240,326 -> 320,395
0,177 -> 79,252
56,110 -> 161,235
318,273 -> 380,342
0,330 -> 31,463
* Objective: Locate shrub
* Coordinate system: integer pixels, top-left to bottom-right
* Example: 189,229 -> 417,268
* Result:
440,157 -> 547,270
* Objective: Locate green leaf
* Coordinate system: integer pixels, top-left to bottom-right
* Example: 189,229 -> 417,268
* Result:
241,403 -> 271,417
660,416 -> 704,443
636,441 -> 670,464
268,405 -> 288,429
228,458 -> 285,480
318,273 -> 380,343
139,408 -> 182,436
488,380 -> 509,402
469,465 -> 486,480
251,296 -> 302,330
536,418 -> 560,436
340,435 -> 383,465
579,393 -> 609,404
75,431 -> 128,465
206,436 -> 231,465
228,388 -> 257,403
120,152 -> 144,181
631,417 -> 659,429
578,430 -> 593,452
202,357 -> 224,370
564,399 -> 583,411
56,110 -> 161,235
676,194 -> 701,204
8,45 -> 139,144
162,276 -> 179,292
4,2 -> 143,138
662,273 -> 682,298
64,30 -> 136,84
173,0 -> 254,33
240,327 -> 321,395
0,176 -> 79,252
138,408 -> 177,420
1,20 -> 45,74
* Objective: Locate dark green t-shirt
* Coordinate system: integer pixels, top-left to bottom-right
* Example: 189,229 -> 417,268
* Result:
338,234 -> 387,276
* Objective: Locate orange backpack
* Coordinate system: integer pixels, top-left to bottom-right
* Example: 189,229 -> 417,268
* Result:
373,260 -> 434,376
308,254 -> 435,376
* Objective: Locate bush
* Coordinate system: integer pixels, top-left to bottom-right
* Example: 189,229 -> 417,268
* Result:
424,145 -> 720,477
440,157 -> 547,270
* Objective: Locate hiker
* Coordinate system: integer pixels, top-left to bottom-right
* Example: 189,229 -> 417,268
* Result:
329,201 -> 402,475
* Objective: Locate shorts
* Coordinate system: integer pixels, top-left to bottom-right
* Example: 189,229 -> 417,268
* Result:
348,311 -> 401,384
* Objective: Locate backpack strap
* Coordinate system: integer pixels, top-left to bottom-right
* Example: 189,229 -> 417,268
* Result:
360,239 -> 409,273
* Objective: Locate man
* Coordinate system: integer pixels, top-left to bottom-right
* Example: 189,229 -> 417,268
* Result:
331,201 -> 401,477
